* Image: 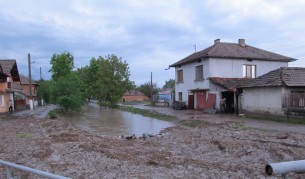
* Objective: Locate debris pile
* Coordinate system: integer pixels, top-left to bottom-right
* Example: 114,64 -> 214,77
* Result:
1,117 -> 305,178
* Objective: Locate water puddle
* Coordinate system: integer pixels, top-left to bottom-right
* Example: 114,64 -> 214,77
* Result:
62,102 -> 174,137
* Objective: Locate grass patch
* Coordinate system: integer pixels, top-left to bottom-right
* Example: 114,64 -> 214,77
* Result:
118,106 -> 176,121
232,123 -> 247,131
48,109 -> 59,119
17,132 -> 33,138
246,114 -> 305,125
123,101 -> 151,106
178,120 -> 202,128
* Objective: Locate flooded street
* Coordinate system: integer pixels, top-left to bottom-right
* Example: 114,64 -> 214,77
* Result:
2,105 -> 305,178
62,102 -> 174,137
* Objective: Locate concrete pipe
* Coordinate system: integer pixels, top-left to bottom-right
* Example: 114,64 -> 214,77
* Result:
266,160 -> 305,176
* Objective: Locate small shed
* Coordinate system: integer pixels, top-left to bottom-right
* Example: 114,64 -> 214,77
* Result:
153,89 -> 174,107
240,67 -> 305,116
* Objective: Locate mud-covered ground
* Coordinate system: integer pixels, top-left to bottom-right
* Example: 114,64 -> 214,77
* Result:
1,105 -> 305,178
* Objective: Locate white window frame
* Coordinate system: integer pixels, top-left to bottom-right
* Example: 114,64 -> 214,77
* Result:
243,65 -> 256,78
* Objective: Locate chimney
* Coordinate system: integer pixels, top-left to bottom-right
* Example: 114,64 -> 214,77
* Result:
238,39 -> 246,47
214,39 -> 220,44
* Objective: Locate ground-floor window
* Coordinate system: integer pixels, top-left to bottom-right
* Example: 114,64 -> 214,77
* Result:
178,92 -> 182,101
290,91 -> 305,108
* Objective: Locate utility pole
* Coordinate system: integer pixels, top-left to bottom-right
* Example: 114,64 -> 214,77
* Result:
40,67 -> 42,80
150,72 -> 153,104
28,53 -> 33,110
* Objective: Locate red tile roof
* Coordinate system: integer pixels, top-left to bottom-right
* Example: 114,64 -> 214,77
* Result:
209,77 -> 251,91
242,67 -> 305,88
170,41 -> 296,67
19,75 -> 38,85
124,90 -> 146,96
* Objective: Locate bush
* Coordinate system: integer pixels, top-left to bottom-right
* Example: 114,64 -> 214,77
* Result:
48,110 -> 57,119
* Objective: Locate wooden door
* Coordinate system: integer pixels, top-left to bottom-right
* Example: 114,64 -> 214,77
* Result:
196,91 -> 207,110
188,93 -> 194,109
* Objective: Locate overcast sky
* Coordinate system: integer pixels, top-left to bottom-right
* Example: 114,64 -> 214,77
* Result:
0,0 -> 305,86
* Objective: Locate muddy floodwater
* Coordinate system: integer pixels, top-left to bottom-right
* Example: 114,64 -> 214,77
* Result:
62,102 -> 174,137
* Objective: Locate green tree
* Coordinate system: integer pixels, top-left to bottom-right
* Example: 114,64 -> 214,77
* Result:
48,51 -> 86,112
49,52 -> 74,81
87,54 -> 134,107
77,66 -> 92,101
136,82 -> 158,99
37,80 -> 54,104
52,72 -> 85,112
163,79 -> 175,89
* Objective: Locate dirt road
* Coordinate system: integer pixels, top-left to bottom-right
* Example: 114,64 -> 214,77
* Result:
0,105 -> 305,178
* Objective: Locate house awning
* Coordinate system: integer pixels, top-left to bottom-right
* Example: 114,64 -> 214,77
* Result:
14,91 -> 27,98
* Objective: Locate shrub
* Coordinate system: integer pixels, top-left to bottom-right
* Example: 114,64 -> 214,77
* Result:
48,110 -> 57,119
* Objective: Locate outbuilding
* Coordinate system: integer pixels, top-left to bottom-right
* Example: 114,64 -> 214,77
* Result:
239,67 -> 305,116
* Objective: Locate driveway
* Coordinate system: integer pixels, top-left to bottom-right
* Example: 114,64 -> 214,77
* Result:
132,104 -> 305,134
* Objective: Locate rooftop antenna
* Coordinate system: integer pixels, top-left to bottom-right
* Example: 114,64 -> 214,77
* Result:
193,45 -> 196,52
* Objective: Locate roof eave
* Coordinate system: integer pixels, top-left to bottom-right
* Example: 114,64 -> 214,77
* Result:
208,56 -> 296,62
169,57 -> 208,67
241,84 -> 283,88
170,56 -> 296,67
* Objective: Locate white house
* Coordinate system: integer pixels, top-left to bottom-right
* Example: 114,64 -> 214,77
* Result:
240,67 -> 305,116
169,39 -> 296,113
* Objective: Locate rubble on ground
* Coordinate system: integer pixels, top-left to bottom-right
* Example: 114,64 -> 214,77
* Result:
0,116 -> 305,178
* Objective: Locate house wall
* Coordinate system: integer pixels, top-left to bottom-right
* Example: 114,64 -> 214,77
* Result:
0,82 -> 7,91
175,59 -> 209,104
209,58 -> 288,77
242,87 -> 284,115
22,84 -> 37,97
123,95 -> 149,102
0,79 -> 11,113
174,57 -> 288,107
0,93 -> 13,113
209,81 -> 227,110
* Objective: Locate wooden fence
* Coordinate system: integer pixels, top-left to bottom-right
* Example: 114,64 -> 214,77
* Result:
283,92 -> 305,116
283,92 -> 305,109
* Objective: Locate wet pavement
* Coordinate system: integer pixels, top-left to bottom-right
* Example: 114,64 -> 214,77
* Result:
131,104 -> 305,134
8,103 -> 305,135
61,102 -> 174,137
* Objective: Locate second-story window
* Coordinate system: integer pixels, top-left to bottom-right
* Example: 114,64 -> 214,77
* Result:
195,65 -> 203,80
243,65 -> 256,78
177,70 -> 183,83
